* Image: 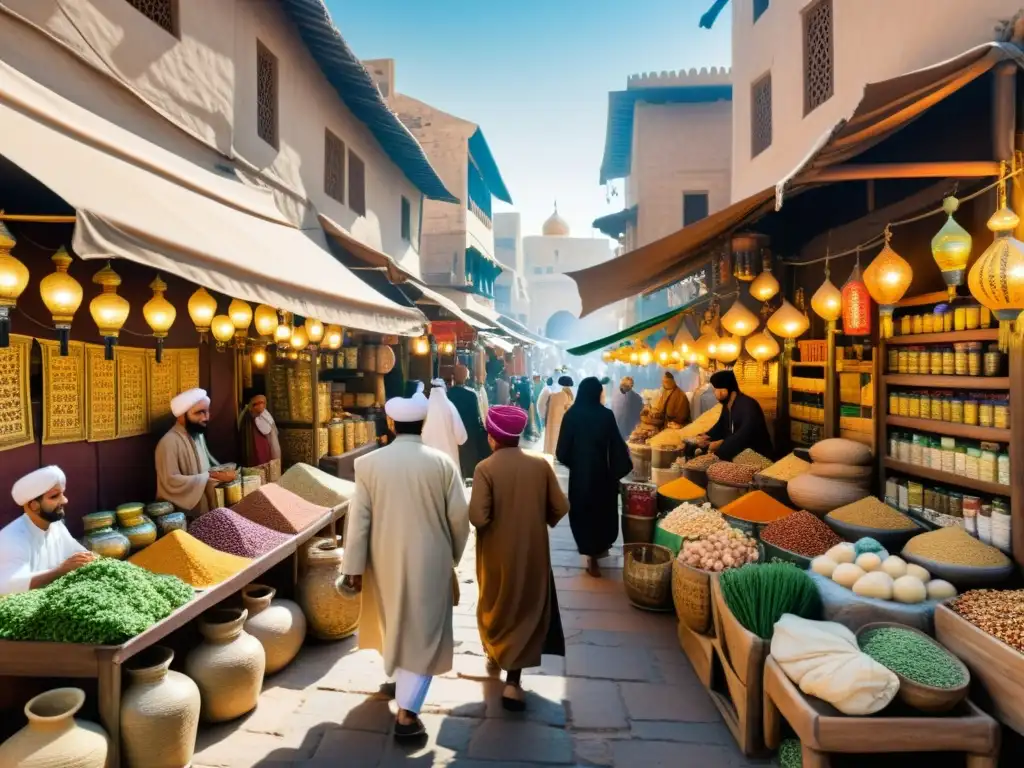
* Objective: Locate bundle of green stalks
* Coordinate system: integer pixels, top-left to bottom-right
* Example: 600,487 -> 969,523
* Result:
719,562 -> 819,639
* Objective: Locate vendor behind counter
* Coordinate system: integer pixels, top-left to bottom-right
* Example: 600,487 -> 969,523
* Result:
698,369 -> 772,461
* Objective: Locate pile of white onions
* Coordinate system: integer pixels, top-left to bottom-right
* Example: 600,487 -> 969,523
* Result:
680,528 -> 759,572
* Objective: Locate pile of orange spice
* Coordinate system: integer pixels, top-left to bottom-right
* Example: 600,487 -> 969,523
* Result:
720,490 -> 794,523
658,476 -> 705,502
129,530 -> 251,589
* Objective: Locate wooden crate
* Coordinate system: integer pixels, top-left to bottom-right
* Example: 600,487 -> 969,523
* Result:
712,577 -> 769,687
676,619 -> 715,688
935,604 -> 1024,736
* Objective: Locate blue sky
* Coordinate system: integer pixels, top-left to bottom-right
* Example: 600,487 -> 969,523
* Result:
326,0 -> 731,241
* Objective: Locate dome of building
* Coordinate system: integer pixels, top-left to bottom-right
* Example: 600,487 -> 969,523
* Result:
542,205 -> 570,237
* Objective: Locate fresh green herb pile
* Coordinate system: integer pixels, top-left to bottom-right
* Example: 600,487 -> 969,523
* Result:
0,558 -> 193,644
777,738 -> 802,768
719,562 -> 819,639
859,627 -> 966,689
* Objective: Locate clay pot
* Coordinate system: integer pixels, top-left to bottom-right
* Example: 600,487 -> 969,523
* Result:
121,646 -> 200,768
184,608 -> 266,723
298,537 -> 361,640
242,585 -> 306,674
0,687 -> 108,768
146,502 -> 188,538
116,504 -> 157,552
81,512 -> 130,560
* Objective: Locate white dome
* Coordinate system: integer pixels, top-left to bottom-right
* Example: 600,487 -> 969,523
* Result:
542,206 -> 570,237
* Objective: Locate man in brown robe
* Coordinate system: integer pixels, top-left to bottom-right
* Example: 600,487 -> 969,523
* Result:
155,388 -> 235,517
657,371 -> 691,426
469,404 -> 569,711
238,391 -> 281,467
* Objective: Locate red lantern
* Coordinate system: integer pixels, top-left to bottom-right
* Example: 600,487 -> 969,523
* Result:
841,262 -> 872,336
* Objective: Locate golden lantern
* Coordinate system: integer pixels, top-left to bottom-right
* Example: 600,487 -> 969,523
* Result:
0,221 -> 29,349
412,335 -> 431,356
274,311 -> 293,345
628,346 -> 640,365
968,179 -> 1024,351
863,228 -> 913,338
637,342 -> 653,366
89,263 -> 130,360
749,261 -> 780,302
290,324 -> 309,351
39,247 -> 83,356
438,340 -> 455,356
253,304 -> 278,337
767,299 -> 809,339
931,196 -> 972,300
251,343 -> 268,368
654,337 -> 674,364
228,298 -> 252,336
745,330 -> 779,361
842,262 -> 871,336
142,275 -> 176,363
304,317 -> 325,346
324,324 -> 343,350
811,277 -> 843,323
211,314 -> 235,348
187,287 -> 217,341
694,331 -> 720,360
673,324 -> 694,356
716,335 -> 741,363
287,350 -> 299,361
721,300 -> 759,337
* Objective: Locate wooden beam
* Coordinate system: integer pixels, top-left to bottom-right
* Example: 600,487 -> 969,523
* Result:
992,61 -> 1017,160
803,161 -> 1001,183
0,213 -> 76,223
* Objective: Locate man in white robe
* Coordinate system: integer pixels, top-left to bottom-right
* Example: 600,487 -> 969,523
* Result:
422,378 -> 468,475
342,394 -> 470,740
155,388 -> 236,516
0,466 -> 95,594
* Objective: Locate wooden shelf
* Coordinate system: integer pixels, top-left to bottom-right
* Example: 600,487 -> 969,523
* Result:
886,329 -> 999,345
790,387 -> 826,395
319,369 -> 366,381
883,458 -> 1010,496
896,290 -> 950,308
885,415 -> 1011,442
837,361 -> 875,373
788,360 -> 827,368
884,374 -> 1010,389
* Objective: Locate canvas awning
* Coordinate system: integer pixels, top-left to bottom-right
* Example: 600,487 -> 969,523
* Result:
479,332 -> 515,353
0,58 -> 425,336
400,280 -> 493,330
319,213 -> 417,284
569,42 -> 1024,317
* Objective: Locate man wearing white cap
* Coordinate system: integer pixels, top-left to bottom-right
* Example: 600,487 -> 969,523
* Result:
155,388 -> 235,516
0,466 -> 95,595
341,392 -> 470,741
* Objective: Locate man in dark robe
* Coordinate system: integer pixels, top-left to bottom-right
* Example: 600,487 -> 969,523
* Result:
448,365 -> 491,481
514,377 -> 536,440
555,377 -> 632,578
698,369 -> 773,461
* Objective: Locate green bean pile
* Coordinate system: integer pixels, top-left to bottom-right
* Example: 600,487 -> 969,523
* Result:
719,562 -> 820,639
0,558 -> 192,645
778,738 -> 802,768
859,627 -> 966,689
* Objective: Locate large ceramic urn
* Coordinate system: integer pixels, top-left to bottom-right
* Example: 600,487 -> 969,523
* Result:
120,646 -> 200,768
242,584 -> 307,675
298,536 -> 360,640
0,688 -> 108,768
184,608 -> 266,723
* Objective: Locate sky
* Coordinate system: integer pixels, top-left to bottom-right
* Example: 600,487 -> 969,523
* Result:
326,0 -> 731,242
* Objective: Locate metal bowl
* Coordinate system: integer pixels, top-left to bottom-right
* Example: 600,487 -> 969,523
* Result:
900,550 -> 1015,589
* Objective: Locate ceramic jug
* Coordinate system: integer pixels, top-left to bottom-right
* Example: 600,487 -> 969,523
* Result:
298,536 -> 360,640
0,688 -> 108,768
184,608 -> 265,722
242,584 -> 307,674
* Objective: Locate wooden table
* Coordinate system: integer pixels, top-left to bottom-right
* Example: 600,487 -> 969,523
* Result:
762,656 -> 1000,768
0,503 -> 346,768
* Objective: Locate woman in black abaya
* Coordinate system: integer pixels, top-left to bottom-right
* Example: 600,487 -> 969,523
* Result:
555,377 -> 633,577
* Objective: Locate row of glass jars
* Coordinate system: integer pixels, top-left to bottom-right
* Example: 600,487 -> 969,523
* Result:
887,343 -> 1003,377
889,390 -> 1009,429
897,304 -> 991,335
889,432 -> 1009,486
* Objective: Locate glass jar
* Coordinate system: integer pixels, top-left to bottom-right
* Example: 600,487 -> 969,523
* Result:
928,439 -> 942,469
889,433 -> 899,457
908,394 -> 921,419
967,343 -> 982,376
954,306 -> 966,331
949,492 -> 963,518
993,399 -> 1009,430
897,434 -> 912,463
981,306 -> 992,328
965,304 -> 981,330
941,347 -> 955,375
980,449 -> 997,483
955,446 -> 968,475
943,311 -> 954,332
929,348 -> 943,375
897,392 -> 909,417
931,394 -> 944,420
907,348 -> 920,375
923,313 -> 935,334
941,397 -> 953,422
910,434 -> 924,466
919,395 -> 933,420
912,314 -> 924,335
963,398 -> 979,426
888,348 -> 899,373
897,349 -> 909,374
908,481 -> 924,514
950,397 -> 964,423
901,315 -> 912,336
941,437 -> 956,473
965,447 -> 980,480
953,343 -> 968,375
979,400 -> 994,428
889,392 -> 899,415
998,453 -> 1010,486
984,345 -> 1002,377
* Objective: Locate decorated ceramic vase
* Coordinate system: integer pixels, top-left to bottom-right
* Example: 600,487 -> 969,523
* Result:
80,512 -> 130,560
116,503 -> 157,552
146,502 -> 187,538
242,585 -> 307,674
0,687 -> 108,768
184,608 -> 265,723
120,646 -> 200,768
298,537 -> 360,640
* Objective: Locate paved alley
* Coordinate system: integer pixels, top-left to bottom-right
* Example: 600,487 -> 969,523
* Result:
193,465 -> 762,767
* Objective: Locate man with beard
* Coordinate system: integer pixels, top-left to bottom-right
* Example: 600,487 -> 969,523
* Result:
697,369 -> 773,461
238,390 -> 281,467
155,388 -> 235,516
0,466 -> 95,594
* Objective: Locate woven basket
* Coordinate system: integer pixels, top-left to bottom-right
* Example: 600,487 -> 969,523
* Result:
623,543 -> 674,612
672,559 -> 715,634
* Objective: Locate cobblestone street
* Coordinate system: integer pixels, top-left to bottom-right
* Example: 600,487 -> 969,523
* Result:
193,465 -> 763,767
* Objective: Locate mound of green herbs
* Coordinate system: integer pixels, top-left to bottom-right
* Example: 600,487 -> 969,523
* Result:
720,562 -> 820,639
0,558 -> 193,644
859,627 -> 966,689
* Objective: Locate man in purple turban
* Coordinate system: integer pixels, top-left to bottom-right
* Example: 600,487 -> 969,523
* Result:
469,405 -> 569,712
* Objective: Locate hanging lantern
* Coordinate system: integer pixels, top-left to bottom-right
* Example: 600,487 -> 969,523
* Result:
253,304 -> 278,337
811,277 -> 843,323
841,261 -> 871,336
39,247 -> 83,357
0,222 -> 29,348
694,331 -> 720,360
749,257 -> 780,301
187,287 -> 217,342
274,311 -> 293,346
745,330 -> 779,361
228,298 -> 252,337
721,300 -> 759,337
601,349 -> 614,363
89,263 -> 130,360
931,196 -> 973,300
439,340 -> 455,356
654,337 -> 674,364
412,335 -> 431,356
287,350 -> 299,361
968,178 -> 1024,351
637,342 -> 653,366
290,324 -> 309,351
211,314 -> 235,348
251,343 -> 268,369
673,324 -> 694,356
716,335 -> 741,363
325,324 -> 343,350
731,233 -> 765,282
142,275 -> 176,363
766,299 -> 809,339
304,317 -> 325,347
863,228 -> 913,338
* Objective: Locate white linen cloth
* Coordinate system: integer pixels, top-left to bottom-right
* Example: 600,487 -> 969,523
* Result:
422,382 -> 468,473
395,668 -> 433,713
0,514 -> 87,595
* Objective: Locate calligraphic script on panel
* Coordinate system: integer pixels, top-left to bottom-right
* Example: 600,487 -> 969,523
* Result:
116,346 -> 149,438
40,339 -> 86,445
0,334 -> 33,451
85,343 -> 117,441
148,349 -> 179,426
176,348 -> 200,392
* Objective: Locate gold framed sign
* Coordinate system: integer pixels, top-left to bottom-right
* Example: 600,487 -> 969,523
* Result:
85,343 -> 117,442
148,348 -> 179,425
177,347 -> 200,392
0,333 -> 33,452
116,346 -> 149,438
40,339 -> 86,445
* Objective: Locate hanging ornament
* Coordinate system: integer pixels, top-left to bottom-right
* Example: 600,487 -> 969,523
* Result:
841,257 -> 871,336
863,227 -> 913,338
142,275 -> 176,363
412,335 -> 431,356
721,300 -> 759,337
731,233 -> 765,282
745,330 -> 780,361
210,315 -> 235,349
274,311 -> 293,345
228,299 -> 252,338
0,222 -> 28,349
931,196 -> 973,300
716,335 -> 741,363
968,170 -> 1024,351
39,247 -> 83,357
766,299 -> 809,339
324,324 -> 343,350
290,324 -> 309,351
254,304 -> 278,337
694,331 -> 720,360
654,337 -> 674,364
187,287 -> 217,342
811,255 -> 843,323
304,317 -> 325,347
673,323 -> 695,356
637,342 -> 653,366
749,255 -> 780,301
251,343 -> 268,369
89,263 -> 131,360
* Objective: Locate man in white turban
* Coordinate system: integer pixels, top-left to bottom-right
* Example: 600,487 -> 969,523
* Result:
155,388 -> 235,517
422,378 -> 468,475
342,393 -> 469,741
0,466 -> 95,595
